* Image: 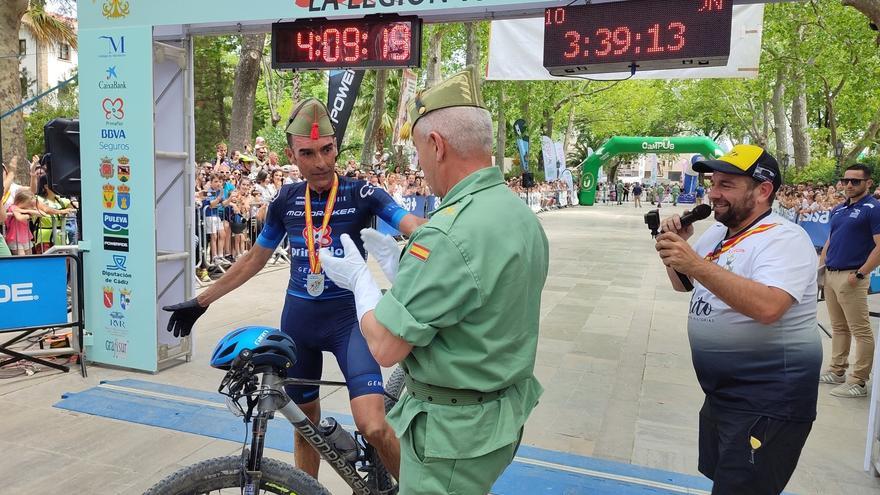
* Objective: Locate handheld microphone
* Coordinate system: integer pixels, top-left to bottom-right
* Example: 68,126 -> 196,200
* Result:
663,203 -> 712,292
665,203 -> 712,232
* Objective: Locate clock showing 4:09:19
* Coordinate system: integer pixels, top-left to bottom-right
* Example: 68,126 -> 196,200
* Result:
272,16 -> 422,70
543,0 -> 733,75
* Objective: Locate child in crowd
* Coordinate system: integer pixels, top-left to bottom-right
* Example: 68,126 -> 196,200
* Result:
5,189 -> 41,255
202,174 -> 230,268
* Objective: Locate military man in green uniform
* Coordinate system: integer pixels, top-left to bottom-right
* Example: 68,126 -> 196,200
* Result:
320,67 -> 549,494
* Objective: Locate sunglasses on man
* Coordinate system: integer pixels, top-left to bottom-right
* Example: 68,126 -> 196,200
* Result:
841,178 -> 867,185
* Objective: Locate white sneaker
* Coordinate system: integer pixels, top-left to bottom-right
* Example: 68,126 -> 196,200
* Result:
819,370 -> 845,384
830,382 -> 867,398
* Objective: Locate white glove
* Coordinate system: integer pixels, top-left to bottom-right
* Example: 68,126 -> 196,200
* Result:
320,234 -> 382,323
361,228 -> 401,283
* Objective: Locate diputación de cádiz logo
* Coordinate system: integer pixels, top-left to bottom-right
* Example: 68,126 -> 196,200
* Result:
100,0 -> 130,19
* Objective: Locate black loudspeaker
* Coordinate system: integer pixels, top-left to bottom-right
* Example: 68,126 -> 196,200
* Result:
44,118 -> 80,197
522,172 -> 535,189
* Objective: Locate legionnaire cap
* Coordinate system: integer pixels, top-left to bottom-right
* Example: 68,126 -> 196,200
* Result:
693,144 -> 782,193
399,66 -> 485,140
286,98 -> 335,140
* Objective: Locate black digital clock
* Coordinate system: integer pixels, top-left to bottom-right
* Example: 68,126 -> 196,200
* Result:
543,0 -> 733,75
272,16 -> 422,70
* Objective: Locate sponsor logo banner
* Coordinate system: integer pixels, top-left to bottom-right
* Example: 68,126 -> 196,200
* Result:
0,256 -> 68,331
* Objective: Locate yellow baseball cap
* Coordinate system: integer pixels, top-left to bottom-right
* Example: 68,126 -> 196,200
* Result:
693,144 -> 782,192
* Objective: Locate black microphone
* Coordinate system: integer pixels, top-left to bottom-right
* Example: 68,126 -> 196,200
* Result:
664,203 -> 712,292
664,203 -> 712,233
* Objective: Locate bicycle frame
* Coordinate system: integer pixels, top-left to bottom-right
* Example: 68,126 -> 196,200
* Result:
244,371 -> 375,495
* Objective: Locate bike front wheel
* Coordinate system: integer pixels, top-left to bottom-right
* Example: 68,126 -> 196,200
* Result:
144,455 -> 331,495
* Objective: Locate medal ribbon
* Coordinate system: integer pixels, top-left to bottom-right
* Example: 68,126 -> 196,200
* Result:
705,223 -> 780,263
304,174 -> 339,274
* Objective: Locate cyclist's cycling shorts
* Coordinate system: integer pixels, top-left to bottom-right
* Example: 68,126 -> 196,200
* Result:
281,294 -> 384,404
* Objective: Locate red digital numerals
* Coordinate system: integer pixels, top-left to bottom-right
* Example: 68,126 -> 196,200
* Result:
560,22 -> 686,60
295,23 -> 411,63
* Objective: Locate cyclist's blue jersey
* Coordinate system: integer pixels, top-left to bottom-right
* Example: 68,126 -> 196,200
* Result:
256,175 -> 408,300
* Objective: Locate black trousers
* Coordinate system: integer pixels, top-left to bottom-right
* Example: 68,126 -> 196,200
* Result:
698,399 -> 812,495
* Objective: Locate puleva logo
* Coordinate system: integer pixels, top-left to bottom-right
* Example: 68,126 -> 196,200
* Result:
102,98 -> 124,120
98,36 -> 125,57
103,212 -> 129,236
102,0 -> 130,19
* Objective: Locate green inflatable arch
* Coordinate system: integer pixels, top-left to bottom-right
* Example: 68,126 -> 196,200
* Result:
578,136 -> 724,205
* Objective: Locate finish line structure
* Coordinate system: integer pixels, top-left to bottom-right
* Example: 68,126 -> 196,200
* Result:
577,136 -> 723,205
77,1 -> 762,372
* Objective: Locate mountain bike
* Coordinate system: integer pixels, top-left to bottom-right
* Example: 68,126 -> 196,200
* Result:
144,346 -> 407,495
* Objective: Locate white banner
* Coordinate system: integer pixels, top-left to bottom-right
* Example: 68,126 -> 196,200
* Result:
393,69 -> 418,145
487,4 -> 764,81
541,136 -> 558,181
554,141 -> 566,180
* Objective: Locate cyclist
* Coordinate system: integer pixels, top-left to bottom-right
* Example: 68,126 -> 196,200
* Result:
164,98 -> 425,482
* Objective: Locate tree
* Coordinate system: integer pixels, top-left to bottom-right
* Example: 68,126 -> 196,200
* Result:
841,0 -> 880,44
228,34 -> 266,152
1,0 -> 34,182
193,36 -> 235,161
359,70 -> 389,167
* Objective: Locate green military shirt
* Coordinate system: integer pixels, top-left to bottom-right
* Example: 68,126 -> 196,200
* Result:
375,166 -> 549,459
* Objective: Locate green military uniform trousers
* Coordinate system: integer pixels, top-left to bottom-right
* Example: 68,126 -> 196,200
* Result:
399,409 -> 522,495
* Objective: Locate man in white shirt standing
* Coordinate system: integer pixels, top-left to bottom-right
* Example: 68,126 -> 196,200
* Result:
655,145 -> 821,495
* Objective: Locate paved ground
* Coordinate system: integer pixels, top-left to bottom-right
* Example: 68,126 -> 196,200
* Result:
1,203 -> 879,494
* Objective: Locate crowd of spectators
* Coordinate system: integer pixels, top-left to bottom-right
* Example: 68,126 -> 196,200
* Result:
193,140 -> 441,281
774,181 -> 880,215
2,155 -> 78,256
506,177 -> 575,209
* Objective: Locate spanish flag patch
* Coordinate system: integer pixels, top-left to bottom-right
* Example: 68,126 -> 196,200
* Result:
409,243 -> 431,262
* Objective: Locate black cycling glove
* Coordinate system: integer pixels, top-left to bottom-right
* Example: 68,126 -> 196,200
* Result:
163,298 -> 208,338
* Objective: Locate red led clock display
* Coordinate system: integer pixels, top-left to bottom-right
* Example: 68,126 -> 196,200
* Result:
543,0 -> 733,75
272,16 -> 422,70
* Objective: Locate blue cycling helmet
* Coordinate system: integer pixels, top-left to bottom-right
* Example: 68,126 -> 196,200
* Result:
210,326 -> 297,371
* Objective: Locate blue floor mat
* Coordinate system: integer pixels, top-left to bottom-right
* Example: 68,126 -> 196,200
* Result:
55,379 -> 720,494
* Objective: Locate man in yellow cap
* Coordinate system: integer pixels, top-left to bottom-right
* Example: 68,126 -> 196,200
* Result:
164,97 -> 427,484
656,145 -> 820,494
320,68 -> 549,493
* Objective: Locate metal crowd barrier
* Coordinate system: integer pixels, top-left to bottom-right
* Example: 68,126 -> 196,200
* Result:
194,201 -> 289,281
517,189 -> 577,213
0,250 -> 87,377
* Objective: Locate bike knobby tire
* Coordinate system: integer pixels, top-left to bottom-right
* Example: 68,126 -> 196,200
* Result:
383,366 -> 407,413
143,455 -> 331,495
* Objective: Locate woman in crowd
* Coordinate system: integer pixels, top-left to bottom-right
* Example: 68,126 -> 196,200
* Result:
267,169 -> 284,199
253,170 -> 272,201
33,175 -> 75,253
